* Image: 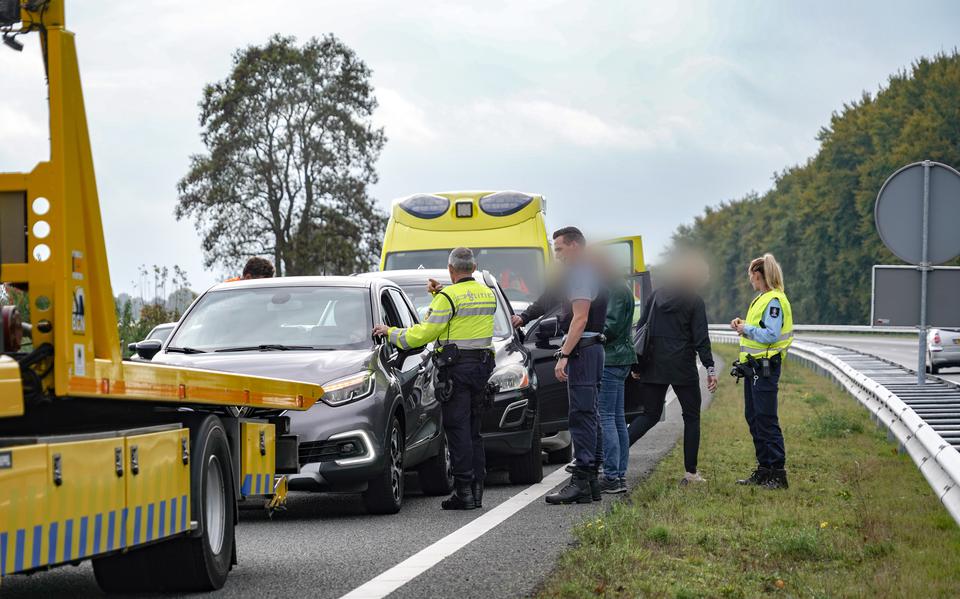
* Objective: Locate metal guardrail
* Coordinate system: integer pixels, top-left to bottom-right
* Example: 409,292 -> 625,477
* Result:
711,331 -> 960,525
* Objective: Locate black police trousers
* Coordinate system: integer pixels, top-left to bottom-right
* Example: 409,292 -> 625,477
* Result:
567,344 -> 605,469
442,358 -> 494,484
743,358 -> 786,469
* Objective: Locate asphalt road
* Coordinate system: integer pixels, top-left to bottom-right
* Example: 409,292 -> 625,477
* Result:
797,333 -> 960,385
1,372 -> 714,599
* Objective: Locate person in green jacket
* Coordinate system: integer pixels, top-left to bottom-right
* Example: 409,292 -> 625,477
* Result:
596,270 -> 639,494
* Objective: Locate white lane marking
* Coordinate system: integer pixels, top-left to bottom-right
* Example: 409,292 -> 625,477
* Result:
339,465 -> 572,599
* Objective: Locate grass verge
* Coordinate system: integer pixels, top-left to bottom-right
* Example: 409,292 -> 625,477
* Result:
539,345 -> 960,598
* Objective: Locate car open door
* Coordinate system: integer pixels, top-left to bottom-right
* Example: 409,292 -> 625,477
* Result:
596,236 -> 652,424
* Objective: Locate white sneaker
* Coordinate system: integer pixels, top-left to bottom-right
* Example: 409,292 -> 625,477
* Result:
679,472 -> 706,486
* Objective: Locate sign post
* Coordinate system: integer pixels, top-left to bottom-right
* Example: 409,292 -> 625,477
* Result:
875,160 -> 960,384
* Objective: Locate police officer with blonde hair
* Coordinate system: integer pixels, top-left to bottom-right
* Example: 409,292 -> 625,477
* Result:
373,247 -> 497,510
730,253 -> 793,489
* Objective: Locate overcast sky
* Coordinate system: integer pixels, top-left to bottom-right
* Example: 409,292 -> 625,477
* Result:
2,1 -> 958,296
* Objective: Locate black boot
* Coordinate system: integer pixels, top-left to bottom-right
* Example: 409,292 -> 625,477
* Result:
590,467 -> 602,502
441,480 -> 477,510
471,479 -> 484,509
736,466 -> 770,486
762,469 -> 789,490
545,468 -> 592,505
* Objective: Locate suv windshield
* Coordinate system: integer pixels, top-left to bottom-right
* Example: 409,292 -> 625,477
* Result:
384,248 -> 544,304
400,283 -> 513,340
168,286 -> 372,351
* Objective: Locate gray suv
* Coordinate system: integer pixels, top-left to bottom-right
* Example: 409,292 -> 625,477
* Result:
150,276 -> 450,514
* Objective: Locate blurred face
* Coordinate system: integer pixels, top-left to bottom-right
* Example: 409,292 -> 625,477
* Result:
749,268 -> 764,291
553,236 -> 581,264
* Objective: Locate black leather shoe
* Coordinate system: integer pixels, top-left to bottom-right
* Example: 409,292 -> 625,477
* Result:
736,466 -> 770,486
471,480 -> 484,509
441,481 -> 477,510
589,471 -> 602,502
545,469 -> 592,505
762,469 -> 789,490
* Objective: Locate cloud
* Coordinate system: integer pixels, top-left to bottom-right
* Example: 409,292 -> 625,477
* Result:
464,98 -> 678,151
374,88 -> 439,145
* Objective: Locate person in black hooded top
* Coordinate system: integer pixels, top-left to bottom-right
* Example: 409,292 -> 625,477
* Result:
628,253 -> 718,485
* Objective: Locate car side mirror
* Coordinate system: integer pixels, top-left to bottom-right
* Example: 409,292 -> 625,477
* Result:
135,339 -> 162,360
536,316 -> 560,340
390,345 -> 425,369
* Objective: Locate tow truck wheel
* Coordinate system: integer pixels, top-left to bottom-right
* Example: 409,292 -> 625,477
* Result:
93,415 -> 236,592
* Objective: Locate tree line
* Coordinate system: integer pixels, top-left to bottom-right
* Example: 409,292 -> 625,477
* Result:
668,52 -> 960,324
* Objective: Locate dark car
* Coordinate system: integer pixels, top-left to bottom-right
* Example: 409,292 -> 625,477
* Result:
146,276 -> 450,514
126,322 -> 176,361
519,288 -> 648,454
359,269 -> 548,481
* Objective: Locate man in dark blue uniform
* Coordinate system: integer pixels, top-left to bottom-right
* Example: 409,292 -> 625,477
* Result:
545,227 -> 608,505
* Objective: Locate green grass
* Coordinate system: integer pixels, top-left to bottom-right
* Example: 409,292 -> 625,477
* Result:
539,345 -> 960,599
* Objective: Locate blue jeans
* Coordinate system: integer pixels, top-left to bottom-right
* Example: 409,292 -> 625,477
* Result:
598,364 -> 630,480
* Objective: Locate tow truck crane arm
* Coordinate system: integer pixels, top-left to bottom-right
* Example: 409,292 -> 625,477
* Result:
0,0 -> 322,414
1,2 -> 323,591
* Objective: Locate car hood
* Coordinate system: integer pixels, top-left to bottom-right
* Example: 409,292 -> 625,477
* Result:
154,349 -> 375,387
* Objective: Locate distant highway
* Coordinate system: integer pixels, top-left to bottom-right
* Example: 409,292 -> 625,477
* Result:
797,334 -> 960,385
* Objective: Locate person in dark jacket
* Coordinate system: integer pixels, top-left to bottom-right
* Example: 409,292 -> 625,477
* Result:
597,273 -> 638,494
628,254 -> 718,485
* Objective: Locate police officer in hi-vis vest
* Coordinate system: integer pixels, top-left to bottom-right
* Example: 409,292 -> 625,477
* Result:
372,247 -> 497,510
729,253 -> 794,489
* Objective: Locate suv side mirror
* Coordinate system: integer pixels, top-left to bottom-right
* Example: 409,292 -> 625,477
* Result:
135,339 -> 162,360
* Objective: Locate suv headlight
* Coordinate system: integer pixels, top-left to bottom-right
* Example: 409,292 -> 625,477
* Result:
321,371 -> 375,406
488,363 -> 529,393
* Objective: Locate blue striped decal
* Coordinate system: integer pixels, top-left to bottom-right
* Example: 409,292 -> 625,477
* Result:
170,497 -> 177,535
120,508 -> 128,549
180,494 -> 187,531
13,529 -> 23,573
133,506 -> 142,545
146,504 -> 155,542
158,500 -> 166,539
241,474 -> 252,496
107,511 -> 116,551
63,520 -> 73,562
93,514 -> 103,555
32,524 -> 41,568
1,531 -> 8,576
258,473 -> 264,494
78,517 -> 89,558
47,522 -> 58,565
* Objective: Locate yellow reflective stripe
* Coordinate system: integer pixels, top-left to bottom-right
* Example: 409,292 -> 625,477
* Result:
739,345 -> 789,355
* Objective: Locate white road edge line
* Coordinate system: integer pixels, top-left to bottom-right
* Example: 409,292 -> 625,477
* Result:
339,465 -> 572,599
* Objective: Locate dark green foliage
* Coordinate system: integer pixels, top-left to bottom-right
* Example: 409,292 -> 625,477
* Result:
669,53 -> 960,324
176,34 -> 387,277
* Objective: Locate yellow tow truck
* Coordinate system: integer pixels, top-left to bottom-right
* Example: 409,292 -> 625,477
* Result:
0,1 -> 323,592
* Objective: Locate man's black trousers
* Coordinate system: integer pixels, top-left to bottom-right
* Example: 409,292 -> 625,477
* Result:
628,383 -> 702,474
442,358 -> 494,483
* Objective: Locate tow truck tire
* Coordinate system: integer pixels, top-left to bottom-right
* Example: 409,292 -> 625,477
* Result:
418,433 -> 454,495
93,415 -> 236,592
363,415 -> 405,514
509,419 -> 543,484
